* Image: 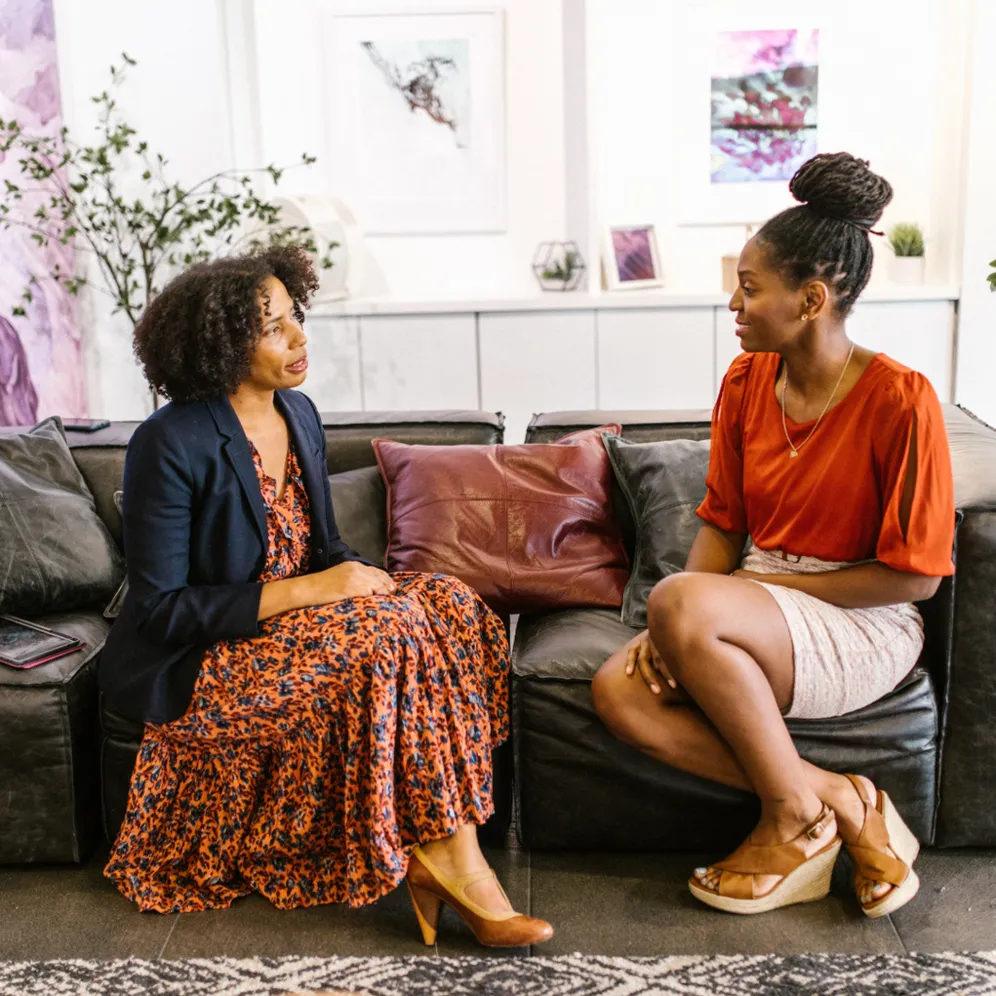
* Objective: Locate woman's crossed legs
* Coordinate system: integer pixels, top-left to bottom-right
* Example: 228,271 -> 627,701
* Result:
591,572 -> 891,906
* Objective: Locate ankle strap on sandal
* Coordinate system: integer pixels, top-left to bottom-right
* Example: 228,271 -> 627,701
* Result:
805,804 -> 834,841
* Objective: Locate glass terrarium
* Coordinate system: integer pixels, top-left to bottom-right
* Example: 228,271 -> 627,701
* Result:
532,241 -> 586,292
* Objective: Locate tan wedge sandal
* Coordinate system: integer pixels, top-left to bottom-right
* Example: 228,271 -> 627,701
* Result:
843,774 -> 921,918
688,803 -> 842,915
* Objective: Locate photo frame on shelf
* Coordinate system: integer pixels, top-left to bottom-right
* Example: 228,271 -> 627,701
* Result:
673,3 -> 821,226
322,5 -> 507,235
603,225 -> 664,291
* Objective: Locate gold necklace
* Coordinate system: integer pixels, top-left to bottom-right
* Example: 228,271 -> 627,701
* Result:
780,341 -> 855,459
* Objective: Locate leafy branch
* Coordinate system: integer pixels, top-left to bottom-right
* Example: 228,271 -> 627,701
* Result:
0,53 -> 337,330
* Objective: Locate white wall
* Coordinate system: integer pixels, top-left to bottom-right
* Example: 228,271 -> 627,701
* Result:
49,0 -> 988,419
953,0 -> 996,426
52,0 -> 238,418
249,0 -> 567,300
587,0 -> 970,293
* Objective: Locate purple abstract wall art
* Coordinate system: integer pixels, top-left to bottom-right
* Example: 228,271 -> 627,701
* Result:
611,228 -> 658,284
710,28 -> 819,184
0,0 -> 85,425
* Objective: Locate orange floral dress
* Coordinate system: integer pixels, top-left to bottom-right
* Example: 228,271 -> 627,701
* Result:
104,444 -> 510,913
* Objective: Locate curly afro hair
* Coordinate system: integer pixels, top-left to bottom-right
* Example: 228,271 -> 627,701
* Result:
756,152 -> 893,317
133,244 -> 320,403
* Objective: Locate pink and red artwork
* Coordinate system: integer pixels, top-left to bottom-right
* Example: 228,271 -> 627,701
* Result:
0,0 -> 85,425
710,28 -> 819,184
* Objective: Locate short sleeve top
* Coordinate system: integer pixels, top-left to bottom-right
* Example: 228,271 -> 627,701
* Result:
696,351 -> 955,576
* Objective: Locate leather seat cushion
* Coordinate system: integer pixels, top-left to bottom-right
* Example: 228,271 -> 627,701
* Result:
513,608 -> 939,850
0,611 -> 110,863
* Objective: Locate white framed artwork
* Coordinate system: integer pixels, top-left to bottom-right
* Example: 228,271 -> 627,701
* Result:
603,225 -> 664,291
674,2 -> 821,226
321,5 -> 506,235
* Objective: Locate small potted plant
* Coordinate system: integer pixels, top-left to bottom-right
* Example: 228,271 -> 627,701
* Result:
532,241 -> 586,292
888,223 -> 926,285
988,257 -> 996,292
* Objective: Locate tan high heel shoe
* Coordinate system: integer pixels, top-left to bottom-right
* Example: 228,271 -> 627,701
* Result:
842,774 -> 920,918
405,846 -> 554,948
689,803 -> 842,914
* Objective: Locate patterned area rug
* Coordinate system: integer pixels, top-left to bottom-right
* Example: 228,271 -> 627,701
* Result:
1,952 -> 995,996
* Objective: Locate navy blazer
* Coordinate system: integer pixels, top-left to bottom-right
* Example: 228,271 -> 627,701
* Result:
98,390 -> 367,725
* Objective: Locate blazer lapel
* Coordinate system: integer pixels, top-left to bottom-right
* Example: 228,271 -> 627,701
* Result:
207,397 -> 268,552
276,391 -> 328,552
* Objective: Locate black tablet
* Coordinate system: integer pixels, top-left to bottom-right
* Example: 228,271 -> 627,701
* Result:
0,615 -> 84,669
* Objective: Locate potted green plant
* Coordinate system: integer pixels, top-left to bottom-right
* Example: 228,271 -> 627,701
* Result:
0,55 -> 337,409
532,241 -> 586,292
888,223 -> 926,285
988,257 -> 996,292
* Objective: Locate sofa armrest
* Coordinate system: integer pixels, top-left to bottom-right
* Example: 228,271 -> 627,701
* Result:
934,507 -> 996,846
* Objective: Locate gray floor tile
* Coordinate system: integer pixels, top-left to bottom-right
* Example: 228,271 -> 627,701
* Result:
530,850 -> 905,956
162,884 -> 429,959
0,847 -> 177,960
890,850 -> 996,952
433,847 -> 532,958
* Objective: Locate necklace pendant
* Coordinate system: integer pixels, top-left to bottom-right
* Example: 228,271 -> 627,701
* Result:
789,449 -> 799,459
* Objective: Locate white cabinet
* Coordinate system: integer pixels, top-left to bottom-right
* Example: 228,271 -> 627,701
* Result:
302,316 -> 363,412
479,311 -> 597,443
598,307 -> 715,411
358,314 -> 479,411
847,301 -> 955,401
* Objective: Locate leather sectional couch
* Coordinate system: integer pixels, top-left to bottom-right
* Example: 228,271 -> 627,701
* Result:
2,405 -> 994,865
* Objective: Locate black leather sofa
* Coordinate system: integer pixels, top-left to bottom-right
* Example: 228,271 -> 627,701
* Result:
4,404 -> 994,865
514,408 -> 995,852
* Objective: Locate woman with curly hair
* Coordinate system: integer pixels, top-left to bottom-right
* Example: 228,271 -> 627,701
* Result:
593,153 -> 954,918
99,246 -> 552,947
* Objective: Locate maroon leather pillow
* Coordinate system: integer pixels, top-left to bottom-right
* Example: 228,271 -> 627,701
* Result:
372,426 -> 630,614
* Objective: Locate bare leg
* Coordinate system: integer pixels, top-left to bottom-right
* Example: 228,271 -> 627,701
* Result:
592,575 -> 891,900
419,825 -> 512,911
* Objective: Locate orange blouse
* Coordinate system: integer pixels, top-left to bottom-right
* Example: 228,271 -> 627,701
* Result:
697,352 -> 955,576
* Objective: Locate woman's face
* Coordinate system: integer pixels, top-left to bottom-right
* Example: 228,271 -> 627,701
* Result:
727,236 -> 813,353
246,276 -> 309,391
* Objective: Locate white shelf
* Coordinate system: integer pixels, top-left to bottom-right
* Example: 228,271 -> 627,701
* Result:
311,284 -> 961,318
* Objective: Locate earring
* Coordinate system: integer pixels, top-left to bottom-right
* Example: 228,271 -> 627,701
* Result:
801,313 -> 809,320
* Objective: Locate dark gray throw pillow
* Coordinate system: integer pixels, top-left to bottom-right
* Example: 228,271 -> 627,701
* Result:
328,465 -> 388,568
602,433 -> 711,628
0,417 -> 125,615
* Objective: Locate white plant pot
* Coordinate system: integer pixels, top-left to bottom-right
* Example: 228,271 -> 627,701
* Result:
889,255 -> 926,285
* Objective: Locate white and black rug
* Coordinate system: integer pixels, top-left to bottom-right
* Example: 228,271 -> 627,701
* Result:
2,952 -> 995,996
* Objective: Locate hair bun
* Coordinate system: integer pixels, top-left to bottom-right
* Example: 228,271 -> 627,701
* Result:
789,152 -> 893,230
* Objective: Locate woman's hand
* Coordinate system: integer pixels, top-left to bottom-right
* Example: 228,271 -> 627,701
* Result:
258,562 -> 397,621
625,629 -> 678,696
305,562 -> 397,604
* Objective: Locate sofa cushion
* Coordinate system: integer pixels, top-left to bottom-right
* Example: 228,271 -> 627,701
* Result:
327,465 -> 388,568
0,609 -> 110,862
0,418 -> 125,616
513,607 -> 938,849
602,434 -> 711,628
373,426 -> 630,614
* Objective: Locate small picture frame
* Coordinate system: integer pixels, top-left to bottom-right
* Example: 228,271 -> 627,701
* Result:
604,225 -> 663,290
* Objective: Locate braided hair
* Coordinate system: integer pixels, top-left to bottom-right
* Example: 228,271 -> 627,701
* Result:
756,153 -> 893,317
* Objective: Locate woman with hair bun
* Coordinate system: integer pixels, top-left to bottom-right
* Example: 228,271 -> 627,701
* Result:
592,153 -> 954,918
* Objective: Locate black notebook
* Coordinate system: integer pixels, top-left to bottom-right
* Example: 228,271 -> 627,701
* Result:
0,615 -> 84,669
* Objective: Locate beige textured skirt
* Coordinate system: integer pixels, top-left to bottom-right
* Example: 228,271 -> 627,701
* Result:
741,546 -> 924,720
